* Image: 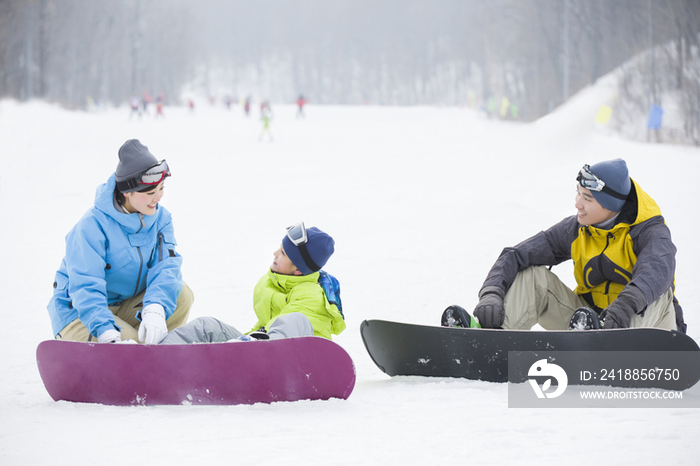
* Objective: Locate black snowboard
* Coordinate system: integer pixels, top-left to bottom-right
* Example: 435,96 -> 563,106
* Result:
360,320 -> 700,390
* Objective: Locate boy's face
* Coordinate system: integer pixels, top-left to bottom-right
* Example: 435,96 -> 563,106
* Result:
271,244 -> 301,275
574,185 -> 617,226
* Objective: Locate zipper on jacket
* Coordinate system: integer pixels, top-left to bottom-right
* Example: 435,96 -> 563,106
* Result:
134,246 -> 144,296
158,233 -> 164,262
601,232 -> 614,253
135,213 -> 145,233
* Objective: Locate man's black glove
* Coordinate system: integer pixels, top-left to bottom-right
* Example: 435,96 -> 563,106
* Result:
473,286 -> 506,328
602,285 -> 647,329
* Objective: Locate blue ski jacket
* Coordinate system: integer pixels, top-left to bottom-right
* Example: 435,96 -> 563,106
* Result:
47,174 -> 183,338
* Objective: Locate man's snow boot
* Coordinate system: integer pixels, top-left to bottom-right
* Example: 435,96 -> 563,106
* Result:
568,307 -> 602,331
441,305 -> 481,329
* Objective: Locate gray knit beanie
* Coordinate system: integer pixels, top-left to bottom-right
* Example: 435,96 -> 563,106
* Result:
115,139 -> 159,192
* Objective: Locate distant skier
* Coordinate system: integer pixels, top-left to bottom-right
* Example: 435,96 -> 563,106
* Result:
128,95 -> 141,119
296,94 -> 306,118
258,101 -> 274,141
142,90 -> 152,115
243,96 -> 251,117
155,92 -> 165,118
442,159 -> 686,333
499,96 -> 510,118
160,222 -> 345,344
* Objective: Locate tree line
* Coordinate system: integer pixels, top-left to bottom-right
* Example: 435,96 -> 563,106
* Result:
1,0 -> 698,140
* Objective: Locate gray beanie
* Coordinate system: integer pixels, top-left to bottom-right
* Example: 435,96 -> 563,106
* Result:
587,158 -> 631,212
115,139 -> 159,192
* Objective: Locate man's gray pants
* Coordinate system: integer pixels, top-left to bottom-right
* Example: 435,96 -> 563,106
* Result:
503,266 -> 677,330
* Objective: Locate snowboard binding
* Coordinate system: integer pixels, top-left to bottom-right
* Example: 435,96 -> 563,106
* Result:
441,305 -> 480,329
568,307 -> 602,331
248,327 -> 270,340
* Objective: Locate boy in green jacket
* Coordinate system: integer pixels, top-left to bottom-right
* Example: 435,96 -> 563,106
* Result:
161,222 -> 345,344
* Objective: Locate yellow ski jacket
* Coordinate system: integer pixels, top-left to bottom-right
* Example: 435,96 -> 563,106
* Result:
250,270 -> 346,339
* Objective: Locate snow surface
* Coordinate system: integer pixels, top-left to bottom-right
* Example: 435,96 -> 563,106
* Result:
2,79 -> 700,465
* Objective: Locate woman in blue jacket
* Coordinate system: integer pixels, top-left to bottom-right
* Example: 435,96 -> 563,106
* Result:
47,139 -> 193,344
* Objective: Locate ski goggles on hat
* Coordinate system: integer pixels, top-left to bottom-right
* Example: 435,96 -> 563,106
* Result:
139,160 -> 171,185
286,221 -> 308,246
576,164 -> 627,200
119,160 -> 171,191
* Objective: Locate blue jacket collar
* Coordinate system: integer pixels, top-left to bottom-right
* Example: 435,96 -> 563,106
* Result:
94,174 -> 158,233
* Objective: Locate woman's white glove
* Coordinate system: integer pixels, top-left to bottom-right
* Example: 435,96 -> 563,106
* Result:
97,328 -> 122,343
138,304 -> 167,344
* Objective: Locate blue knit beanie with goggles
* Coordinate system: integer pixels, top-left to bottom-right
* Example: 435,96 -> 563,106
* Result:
579,158 -> 631,212
282,227 -> 335,275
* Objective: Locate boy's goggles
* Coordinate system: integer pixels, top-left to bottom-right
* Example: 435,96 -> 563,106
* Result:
286,221 -> 308,246
286,221 -> 320,273
576,164 -> 627,200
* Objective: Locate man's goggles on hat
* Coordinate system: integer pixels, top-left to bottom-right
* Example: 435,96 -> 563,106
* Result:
121,160 -> 170,191
286,221 -> 321,272
576,164 -> 627,200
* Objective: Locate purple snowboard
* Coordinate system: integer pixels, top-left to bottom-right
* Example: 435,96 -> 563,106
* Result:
36,337 -> 355,406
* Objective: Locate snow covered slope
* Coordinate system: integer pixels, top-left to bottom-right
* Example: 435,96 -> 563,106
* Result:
1,87 -> 699,464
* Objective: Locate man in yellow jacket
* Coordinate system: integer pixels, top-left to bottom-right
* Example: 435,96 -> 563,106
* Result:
161,222 -> 345,344
443,159 -> 685,332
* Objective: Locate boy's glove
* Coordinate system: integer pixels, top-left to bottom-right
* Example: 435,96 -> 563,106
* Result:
473,286 -> 506,328
138,304 -> 168,344
97,328 -> 122,343
602,285 -> 647,329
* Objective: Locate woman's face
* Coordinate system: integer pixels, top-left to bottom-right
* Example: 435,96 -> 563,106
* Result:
123,181 -> 165,216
